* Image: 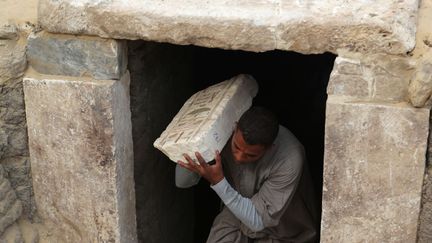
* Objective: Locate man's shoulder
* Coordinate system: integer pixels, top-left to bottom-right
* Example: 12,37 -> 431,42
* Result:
276,125 -> 304,151
271,126 -> 305,171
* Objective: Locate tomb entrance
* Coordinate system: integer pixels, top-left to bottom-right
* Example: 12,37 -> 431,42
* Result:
128,40 -> 335,242
18,0 -> 432,242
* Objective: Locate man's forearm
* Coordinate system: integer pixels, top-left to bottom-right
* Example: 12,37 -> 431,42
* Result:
211,178 -> 264,232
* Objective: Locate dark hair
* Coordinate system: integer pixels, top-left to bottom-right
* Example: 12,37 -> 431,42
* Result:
237,106 -> 279,146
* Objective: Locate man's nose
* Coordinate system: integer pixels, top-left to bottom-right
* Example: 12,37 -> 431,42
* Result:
233,151 -> 246,162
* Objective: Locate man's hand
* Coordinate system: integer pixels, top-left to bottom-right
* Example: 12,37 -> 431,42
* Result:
178,151 -> 224,185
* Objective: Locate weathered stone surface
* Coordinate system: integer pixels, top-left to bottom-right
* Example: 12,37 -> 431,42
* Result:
0,23 -> 17,40
154,74 -> 258,163
23,73 -> 137,242
0,23 -> 27,233
418,165 -> 432,243
1,157 -> 36,219
0,165 -> 22,236
0,223 -> 23,243
27,31 -> 127,80
321,96 -> 429,242
1,218 -> 42,243
17,219 -> 40,243
408,62 -> 432,107
418,109 -> 432,243
0,25 -> 28,160
38,0 -> 418,54
0,26 -> 26,85
328,54 -> 415,101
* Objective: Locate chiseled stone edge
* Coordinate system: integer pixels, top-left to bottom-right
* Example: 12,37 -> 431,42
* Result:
327,53 -> 415,102
321,96 -> 429,242
22,73 -> 137,243
27,31 -> 127,80
38,0 -> 418,55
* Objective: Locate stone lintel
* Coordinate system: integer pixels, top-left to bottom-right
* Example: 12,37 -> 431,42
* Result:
27,31 -> 127,80
38,0 -> 418,55
23,73 -> 137,242
327,54 -> 415,102
321,96 -> 429,242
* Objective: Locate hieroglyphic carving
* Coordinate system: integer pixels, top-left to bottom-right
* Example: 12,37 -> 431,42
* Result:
154,74 -> 258,163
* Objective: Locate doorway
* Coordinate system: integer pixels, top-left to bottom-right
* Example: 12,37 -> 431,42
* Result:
128,40 -> 336,243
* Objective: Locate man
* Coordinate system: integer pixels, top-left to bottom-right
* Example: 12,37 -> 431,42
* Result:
176,106 -> 317,243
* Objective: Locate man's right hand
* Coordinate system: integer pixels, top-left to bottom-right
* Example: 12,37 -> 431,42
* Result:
178,151 -> 224,186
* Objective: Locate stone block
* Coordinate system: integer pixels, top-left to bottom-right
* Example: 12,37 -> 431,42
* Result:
1,156 -> 35,219
418,111 -> 432,242
278,0 -> 418,54
408,62 -> 432,107
154,74 -> 258,163
327,54 -> 414,101
23,73 -> 137,242
321,96 -> 429,242
0,36 -> 27,85
0,29 -> 29,160
0,223 -> 23,243
0,23 -> 17,40
27,31 -> 127,80
0,165 -> 22,236
418,166 -> 432,243
17,218 -> 40,243
38,0 -> 418,54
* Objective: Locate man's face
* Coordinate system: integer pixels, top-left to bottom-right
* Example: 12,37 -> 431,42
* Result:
231,128 -> 268,164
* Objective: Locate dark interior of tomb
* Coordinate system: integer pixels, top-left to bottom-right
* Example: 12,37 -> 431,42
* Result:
128,40 -> 336,243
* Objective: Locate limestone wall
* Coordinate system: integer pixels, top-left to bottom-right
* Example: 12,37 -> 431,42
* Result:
321,0 -> 432,242
37,0 -> 419,55
418,134 -> 432,243
0,1 -> 39,240
411,0 -> 432,242
0,0 -> 432,242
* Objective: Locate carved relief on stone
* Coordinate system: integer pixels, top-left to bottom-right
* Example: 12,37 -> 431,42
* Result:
154,74 -> 258,163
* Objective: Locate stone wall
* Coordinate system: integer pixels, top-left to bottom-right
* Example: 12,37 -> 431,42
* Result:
128,41 -> 196,243
411,0 -> 432,241
23,32 -> 136,242
0,2 -> 40,240
321,0 -> 432,241
38,0 -> 418,55
418,132 -> 432,243
0,0 -> 432,242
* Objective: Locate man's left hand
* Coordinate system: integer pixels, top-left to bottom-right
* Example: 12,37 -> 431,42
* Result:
178,150 -> 224,185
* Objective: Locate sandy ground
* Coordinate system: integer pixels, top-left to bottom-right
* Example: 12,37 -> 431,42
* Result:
0,0 -> 38,24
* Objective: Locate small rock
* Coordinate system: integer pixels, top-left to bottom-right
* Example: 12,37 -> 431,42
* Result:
0,24 -> 18,40
408,62 -> 432,107
0,223 -> 23,243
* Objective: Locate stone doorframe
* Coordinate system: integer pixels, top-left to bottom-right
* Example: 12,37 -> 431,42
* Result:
22,0 -> 431,242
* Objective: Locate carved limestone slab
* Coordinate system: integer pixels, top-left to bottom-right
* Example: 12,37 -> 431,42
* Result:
154,74 -> 258,163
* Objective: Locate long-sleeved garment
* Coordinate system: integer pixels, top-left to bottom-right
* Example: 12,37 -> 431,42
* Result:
177,126 -> 318,242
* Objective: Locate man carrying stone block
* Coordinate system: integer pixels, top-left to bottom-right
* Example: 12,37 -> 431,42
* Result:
177,107 -> 318,243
